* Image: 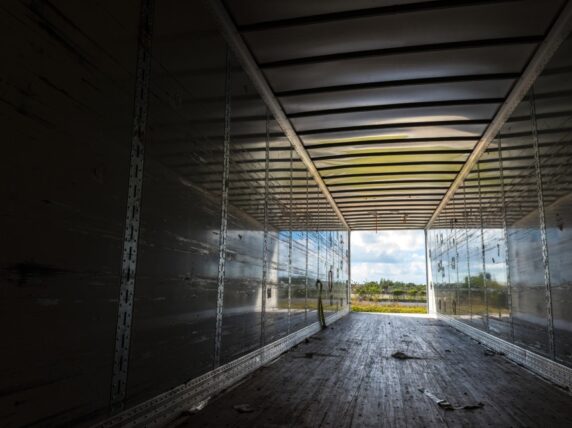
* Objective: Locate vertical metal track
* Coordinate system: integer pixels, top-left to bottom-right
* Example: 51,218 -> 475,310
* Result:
437,230 -> 442,298
446,225 -> 451,287
260,109 -> 270,347
304,172 -> 309,321
424,229 -> 430,313
287,148 -> 293,333
453,199 -> 460,316
464,187 -> 472,320
213,47 -> 232,368
477,164 -> 489,330
347,230 -> 351,309
319,192 -> 322,280
317,190 -> 320,280
328,232 -> 333,308
497,136 -> 515,341
529,89 -> 556,359
110,0 -> 154,412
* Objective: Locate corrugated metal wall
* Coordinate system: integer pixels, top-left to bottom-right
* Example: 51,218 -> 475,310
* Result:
428,34 -> 572,367
0,1 -> 349,426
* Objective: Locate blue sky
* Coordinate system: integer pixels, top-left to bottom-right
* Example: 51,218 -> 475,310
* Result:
351,230 -> 426,284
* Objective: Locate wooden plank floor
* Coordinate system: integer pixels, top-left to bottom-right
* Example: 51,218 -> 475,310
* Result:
178,313 -> 572,427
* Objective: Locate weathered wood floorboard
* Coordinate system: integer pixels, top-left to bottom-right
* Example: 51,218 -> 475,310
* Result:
180,313 -> 572,427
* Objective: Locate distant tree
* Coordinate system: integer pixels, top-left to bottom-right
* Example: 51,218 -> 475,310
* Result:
352,278 -> 426,301
462,273 -> 502,289
352,281 -> 380,300
377,277 -> 424,290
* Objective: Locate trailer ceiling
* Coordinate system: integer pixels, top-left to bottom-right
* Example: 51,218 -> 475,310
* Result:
213,0 -> 568,230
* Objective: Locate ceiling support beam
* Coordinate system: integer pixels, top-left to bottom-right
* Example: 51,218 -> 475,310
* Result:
260,37 -> 541,68
276,73 -> 518,97
237,0 -> 518,32
204,0 -> 350,230
426,0 -> 572,229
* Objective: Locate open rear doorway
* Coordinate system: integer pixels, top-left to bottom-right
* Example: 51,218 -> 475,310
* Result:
350,230 -> 428,314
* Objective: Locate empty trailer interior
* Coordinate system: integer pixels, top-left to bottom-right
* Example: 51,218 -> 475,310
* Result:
1,0 -> 572,427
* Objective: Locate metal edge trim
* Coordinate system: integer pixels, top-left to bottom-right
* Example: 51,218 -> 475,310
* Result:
438,314 -> 572,391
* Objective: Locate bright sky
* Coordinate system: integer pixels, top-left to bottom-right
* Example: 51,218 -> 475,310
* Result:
351,230 -> 426,285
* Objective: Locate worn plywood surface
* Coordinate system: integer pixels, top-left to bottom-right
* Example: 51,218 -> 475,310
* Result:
182,312 -> 572,427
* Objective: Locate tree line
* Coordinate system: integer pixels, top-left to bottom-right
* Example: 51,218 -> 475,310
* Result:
351,278 -> 426,301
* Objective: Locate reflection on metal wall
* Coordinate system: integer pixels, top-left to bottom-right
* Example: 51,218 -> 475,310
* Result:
125,0 -> 351,420
428,35 -> 572,367
0,1 -> 349,426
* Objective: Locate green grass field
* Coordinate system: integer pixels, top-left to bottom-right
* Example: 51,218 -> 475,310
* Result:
351,301 -> 427,314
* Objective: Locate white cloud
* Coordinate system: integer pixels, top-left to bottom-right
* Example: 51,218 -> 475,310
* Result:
351,230 -> 426,284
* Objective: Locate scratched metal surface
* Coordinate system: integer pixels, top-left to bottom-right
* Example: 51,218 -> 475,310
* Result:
123,0 -> 350,413
429,35 -> 572,368
535,36 -> 572,366
0,1 -> 140,426
125,0 -> 226,410
501,99 -> 550,356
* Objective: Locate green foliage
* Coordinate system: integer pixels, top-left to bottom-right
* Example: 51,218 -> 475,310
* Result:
351,278 -> 427,303
379,277 -> 422,289
351,303 -> 427,314
454,273 -> 503,289
351,277 -> 425,295
352,281 -> 381,298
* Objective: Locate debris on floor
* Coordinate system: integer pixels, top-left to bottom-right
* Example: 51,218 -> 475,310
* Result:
419,389 -> 484,411
462,403 -> 485,410
188,398 -> 210,414
419,388 -> 455,410
391,351 -> 421,360
297,352 -> 335,359
233,404 -> 255,413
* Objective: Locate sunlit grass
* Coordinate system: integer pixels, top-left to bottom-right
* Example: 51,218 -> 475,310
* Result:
351,302 -> 427,314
